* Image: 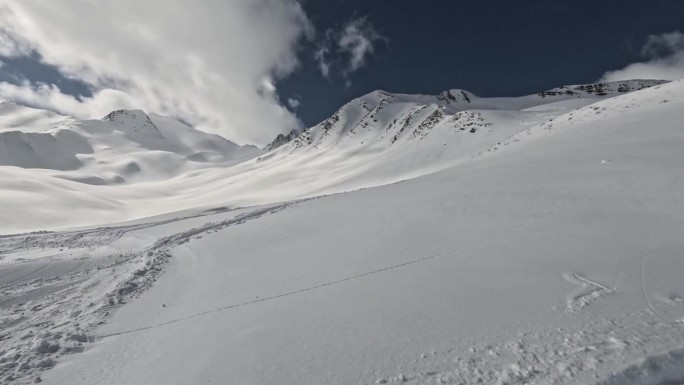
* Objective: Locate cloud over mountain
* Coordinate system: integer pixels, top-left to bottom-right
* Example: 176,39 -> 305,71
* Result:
0,0 -> 313,145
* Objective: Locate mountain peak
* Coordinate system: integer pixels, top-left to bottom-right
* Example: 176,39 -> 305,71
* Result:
102,109 -> 151,123
102,109 -> 163,138
265,128 -> 303,151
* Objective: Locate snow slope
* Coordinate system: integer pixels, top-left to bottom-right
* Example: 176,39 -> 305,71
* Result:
0,105 -> 258,182
0,80 -> 665,233
0,79 -> 682,384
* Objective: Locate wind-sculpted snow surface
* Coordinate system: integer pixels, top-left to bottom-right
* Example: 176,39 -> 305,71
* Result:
0,79 -> 683,384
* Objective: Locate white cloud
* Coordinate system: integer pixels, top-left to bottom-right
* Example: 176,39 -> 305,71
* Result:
315,17 -> 384,80
0,1 -> 313,145
0,30 -> 29,57
287,97 -> 300,109
338,17 -> 383,73
0,81 -> 148,119
600,31 -> 684,82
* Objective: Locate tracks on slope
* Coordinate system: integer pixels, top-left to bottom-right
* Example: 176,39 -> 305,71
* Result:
98,254 -> 440,339
0,201 -> 303,384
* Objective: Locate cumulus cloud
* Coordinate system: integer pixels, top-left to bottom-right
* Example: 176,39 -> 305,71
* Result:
600,31 -> 684,82
287,97 -> 301,109
315,17 -> 384,80
0,1 -> 313,145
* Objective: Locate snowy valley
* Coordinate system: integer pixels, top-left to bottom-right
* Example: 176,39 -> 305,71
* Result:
0,79 -> 683,384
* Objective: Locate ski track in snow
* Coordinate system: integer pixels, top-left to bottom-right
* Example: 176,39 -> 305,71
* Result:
563,273 -> 614,312
3,194 -> 679,384
2,197 -> 683,385
98,254 -> 440,339
0,201 -> 300,384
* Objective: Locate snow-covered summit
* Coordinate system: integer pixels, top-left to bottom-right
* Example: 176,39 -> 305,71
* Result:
101,109 -> 163,138
0,104 -> 260,185
265,128 -> 303,151
268,80 -> 668,154
102,108 -> 152,123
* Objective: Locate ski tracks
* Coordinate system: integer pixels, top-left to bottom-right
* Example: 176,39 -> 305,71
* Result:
0,201 -> 300,384
563,273 -> 614,312
98,254 -> 440,339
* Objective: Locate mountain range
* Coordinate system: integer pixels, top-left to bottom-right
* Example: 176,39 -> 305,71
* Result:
0,79 -> 668,233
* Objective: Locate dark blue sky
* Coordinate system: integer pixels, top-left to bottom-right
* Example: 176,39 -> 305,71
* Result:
279,0 -> 684,126
1,0 -> 683,129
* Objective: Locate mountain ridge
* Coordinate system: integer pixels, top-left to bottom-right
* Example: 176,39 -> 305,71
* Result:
0,78 -> 678,233
265,79 -> 667,150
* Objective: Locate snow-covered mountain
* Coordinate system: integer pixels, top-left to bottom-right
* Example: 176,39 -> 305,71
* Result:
0,104 -> 258,184
1,78 -> 683,385
0,79 -> 669,233
268,79 -> 667,151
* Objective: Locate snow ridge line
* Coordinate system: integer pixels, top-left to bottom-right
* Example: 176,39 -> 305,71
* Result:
97,254 -> 440,339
